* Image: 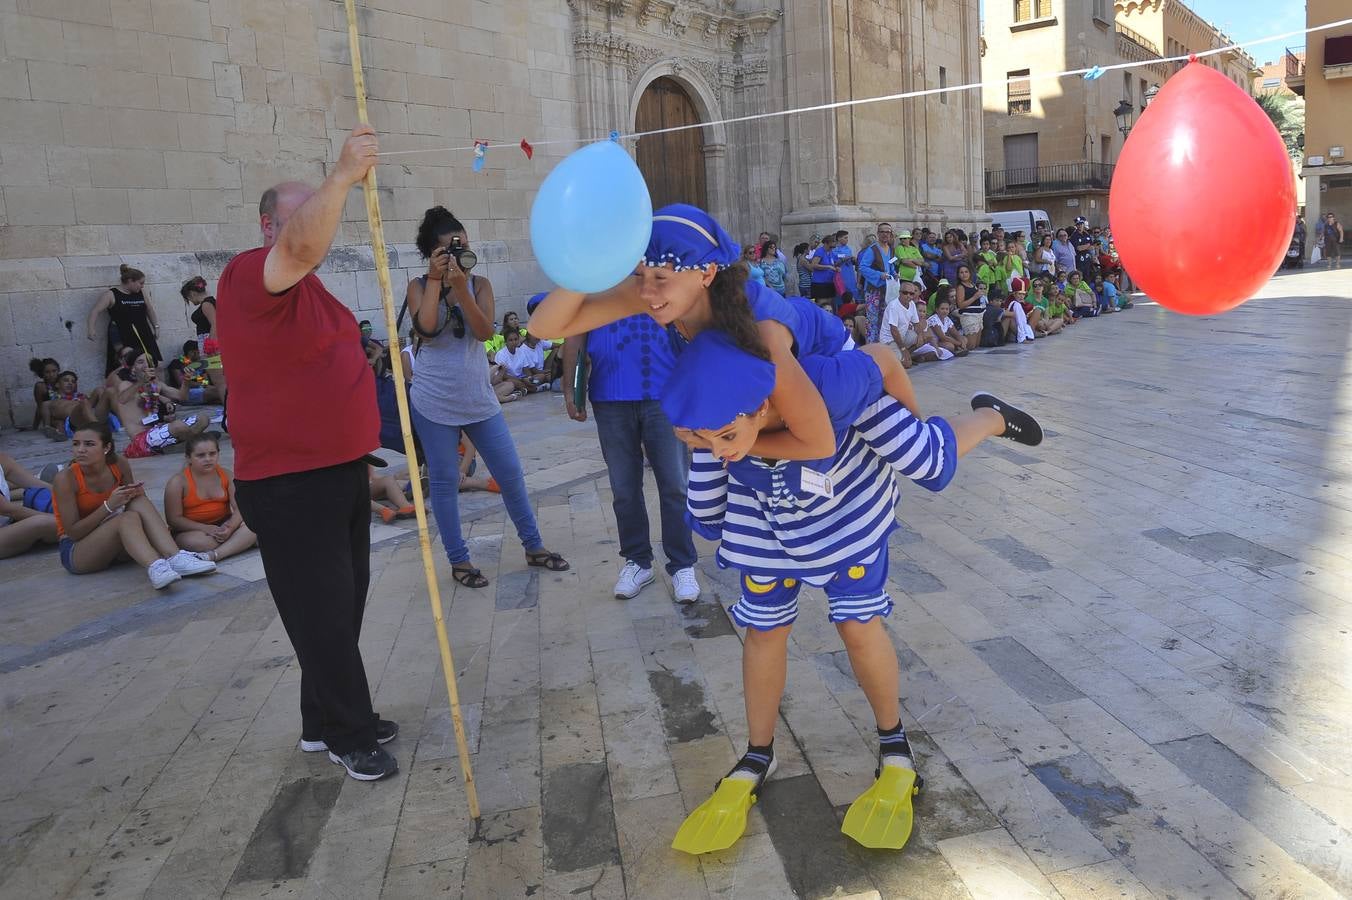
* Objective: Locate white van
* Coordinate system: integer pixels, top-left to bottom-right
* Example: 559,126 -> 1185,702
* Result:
987,209 -> 1051,237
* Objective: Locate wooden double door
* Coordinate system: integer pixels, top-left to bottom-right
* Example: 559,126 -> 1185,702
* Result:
635,77 -> 708,210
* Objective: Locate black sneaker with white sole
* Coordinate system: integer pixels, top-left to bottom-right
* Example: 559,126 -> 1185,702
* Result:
971,393 -> 1043,446
299,719 -> 399,753
328,746 -> 399,781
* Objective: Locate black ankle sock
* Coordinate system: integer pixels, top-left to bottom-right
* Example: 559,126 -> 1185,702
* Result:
732,742 -> 774,778
878,722 -> 913,760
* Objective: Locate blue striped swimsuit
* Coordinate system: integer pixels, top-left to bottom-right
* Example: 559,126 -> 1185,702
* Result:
686,351 -> 957,629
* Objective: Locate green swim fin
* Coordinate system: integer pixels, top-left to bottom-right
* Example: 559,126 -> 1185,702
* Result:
671,758 -> 777,855
840,764 -> 920,850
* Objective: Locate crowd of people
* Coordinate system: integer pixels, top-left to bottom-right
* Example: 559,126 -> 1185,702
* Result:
739,217 -> 1134,367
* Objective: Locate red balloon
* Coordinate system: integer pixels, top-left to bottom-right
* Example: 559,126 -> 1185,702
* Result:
1109,62 -> 1295,315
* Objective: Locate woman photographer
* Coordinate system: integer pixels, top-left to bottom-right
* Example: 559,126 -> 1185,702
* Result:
404,207 -> 569,588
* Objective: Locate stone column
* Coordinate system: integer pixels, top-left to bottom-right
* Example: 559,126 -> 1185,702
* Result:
703,142 -> 729,227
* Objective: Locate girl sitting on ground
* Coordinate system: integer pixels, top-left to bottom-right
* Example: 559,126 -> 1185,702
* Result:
40,371 -> 116,441
29,357 -> 60,430
163,432 -> 256,562
0,451 -> 59,559
369,465 -> 416,524
483,310 -> 527,358
1028,279 -> 1062,336
924,297 -> 969,359
54,419 -> 216,587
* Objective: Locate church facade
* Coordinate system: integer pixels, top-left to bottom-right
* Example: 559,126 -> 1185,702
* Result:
0,0 -> 983,424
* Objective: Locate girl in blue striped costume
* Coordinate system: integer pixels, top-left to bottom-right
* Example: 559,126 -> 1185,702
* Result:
661,330 -> 1043,852
530,204 -> 903,463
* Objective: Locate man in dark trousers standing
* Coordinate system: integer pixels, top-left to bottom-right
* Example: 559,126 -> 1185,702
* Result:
217,125 -> 399,781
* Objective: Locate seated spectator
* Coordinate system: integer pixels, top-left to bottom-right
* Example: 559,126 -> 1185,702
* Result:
926,278 -> 951,316
1005,277 -> 1041,340
1065,271 -> 1097,318
484,310 -> 527,357
370,465 -> 417,524
29,357 -> 61,430
0,452 -> 59,559
881,281 -> 944,366
1092,274 -> 1117,314
1048,285 -> 1075,328
40,371 -> 116,441
166,340 -> 224,404
523,332 -> 560,388
163,432 -> 257,562
457,435 -> 499,493
111,351 -> 209,458
494,329 -> 549,393
924,297 -> 968,358
1028,279 -> 1062,335
53,420 -> 216,587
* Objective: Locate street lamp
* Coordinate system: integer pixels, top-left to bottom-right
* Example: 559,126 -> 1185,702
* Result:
1113,99 -> 1135,136
1142,83 -> 1161,109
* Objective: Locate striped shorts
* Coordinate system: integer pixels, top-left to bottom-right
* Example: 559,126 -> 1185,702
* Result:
729,550 -> 892,631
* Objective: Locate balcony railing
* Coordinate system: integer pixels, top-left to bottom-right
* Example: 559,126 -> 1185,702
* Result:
1286,46 -> 1306,79
1114,21 -> 1160,56
985,162 -> 1116,199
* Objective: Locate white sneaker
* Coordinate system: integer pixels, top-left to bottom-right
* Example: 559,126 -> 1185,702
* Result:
673,567 -> 701,604
613,561 -> 654,599
148,559 -> 182,590
168,549 -> 217,577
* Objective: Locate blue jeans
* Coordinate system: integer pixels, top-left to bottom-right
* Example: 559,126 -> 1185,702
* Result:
409,403 -> 543,565
592,399 -> 696,575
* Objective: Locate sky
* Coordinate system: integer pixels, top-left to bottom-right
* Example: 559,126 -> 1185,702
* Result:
977,1 -> 1308,65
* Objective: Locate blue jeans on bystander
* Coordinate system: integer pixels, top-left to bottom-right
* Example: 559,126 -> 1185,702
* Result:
409,403 -> 543,566
592,399 -> 696,575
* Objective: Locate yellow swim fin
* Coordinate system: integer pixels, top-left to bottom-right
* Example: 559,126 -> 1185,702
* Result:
672,757 -> 777,855
840,764 -> 920,850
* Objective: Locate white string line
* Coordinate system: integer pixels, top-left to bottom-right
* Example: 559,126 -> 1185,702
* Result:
375,17 -> 1350,159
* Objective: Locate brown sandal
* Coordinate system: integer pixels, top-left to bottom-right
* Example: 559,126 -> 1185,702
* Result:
451,564 -> 489,588
525,550 -> 570,572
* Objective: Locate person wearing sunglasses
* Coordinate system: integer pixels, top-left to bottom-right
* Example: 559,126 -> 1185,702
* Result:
405,206 -> 570,590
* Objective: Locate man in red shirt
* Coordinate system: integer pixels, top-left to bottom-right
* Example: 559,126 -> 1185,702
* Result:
217,125 -> 398,781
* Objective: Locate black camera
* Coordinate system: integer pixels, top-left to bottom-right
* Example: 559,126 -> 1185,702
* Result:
443,236 -> 477,272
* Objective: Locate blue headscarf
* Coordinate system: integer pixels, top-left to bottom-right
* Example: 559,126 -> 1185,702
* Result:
644,204 -> 741,272
526,292 -> 547,315
659,330 -> 775,431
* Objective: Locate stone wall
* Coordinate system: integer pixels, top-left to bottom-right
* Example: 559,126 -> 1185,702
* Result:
0,0 -> 581,426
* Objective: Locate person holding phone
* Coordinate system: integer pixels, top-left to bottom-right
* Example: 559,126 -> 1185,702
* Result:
52,419 -> 216,587
405,205 -> 570,591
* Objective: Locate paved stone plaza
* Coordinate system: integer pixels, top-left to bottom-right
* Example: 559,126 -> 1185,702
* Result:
2,269 -> 1351,899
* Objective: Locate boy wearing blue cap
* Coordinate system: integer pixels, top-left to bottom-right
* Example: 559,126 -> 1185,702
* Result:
661,331 -> 1042,854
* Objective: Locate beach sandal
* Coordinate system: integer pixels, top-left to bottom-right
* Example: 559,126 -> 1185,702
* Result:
525,549 -> 570,572
451,564 -> 489,589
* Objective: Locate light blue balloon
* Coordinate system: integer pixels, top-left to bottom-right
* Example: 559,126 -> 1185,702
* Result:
530,141 -> 653,293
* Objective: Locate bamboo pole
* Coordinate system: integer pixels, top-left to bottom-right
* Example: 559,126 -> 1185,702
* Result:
342,0 -> 480,820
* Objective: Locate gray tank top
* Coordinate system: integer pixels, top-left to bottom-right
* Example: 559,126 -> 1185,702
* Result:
408,275 -> 501,426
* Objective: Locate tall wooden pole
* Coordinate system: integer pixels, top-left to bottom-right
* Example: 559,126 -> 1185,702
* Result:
342,0 -> 480,820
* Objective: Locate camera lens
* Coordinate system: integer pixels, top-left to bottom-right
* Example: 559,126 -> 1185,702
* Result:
457,248 -> 478,272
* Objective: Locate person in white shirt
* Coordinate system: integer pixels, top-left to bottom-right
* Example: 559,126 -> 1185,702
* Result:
924,297 -> 968,359
880,282 -> 946,366
493,330 -> 549,393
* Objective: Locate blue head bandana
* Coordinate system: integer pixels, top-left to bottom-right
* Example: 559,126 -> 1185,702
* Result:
526,292 -> 547,315
643,204 -> 741,272
659,330 -> 775,431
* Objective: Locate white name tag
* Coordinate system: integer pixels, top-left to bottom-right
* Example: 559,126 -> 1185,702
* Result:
141,413 -> 159,425
800,468 -> 834,498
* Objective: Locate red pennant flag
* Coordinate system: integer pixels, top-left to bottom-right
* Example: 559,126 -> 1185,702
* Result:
520,138 -> 533,160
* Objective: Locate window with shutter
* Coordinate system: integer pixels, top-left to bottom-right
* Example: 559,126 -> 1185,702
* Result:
1004,133 -> 1039,185
1014,0 -> 1031,23
1037,0 -> 1052,17
1008,70 -> 1032,115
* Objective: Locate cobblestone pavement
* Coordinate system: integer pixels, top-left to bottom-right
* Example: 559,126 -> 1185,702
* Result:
2,269 -> 1351,900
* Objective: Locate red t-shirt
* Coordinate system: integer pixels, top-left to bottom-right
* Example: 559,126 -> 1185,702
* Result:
217,247 -> 377,480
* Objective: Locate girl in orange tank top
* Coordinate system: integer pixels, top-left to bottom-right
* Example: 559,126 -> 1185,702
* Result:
53,419 -> 212,586
163,432 -> 257,562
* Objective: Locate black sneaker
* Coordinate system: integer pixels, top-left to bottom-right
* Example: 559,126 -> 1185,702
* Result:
971,393 -> 1043,446
327,746 -> 399,781
299,719 -> 399,753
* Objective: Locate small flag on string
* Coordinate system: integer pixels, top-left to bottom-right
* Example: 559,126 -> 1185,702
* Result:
1084,66 -> 1105,80
520,138 -> 533,160
472,140 -> 488,173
